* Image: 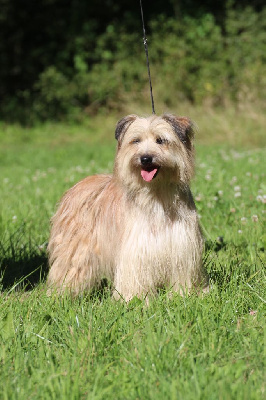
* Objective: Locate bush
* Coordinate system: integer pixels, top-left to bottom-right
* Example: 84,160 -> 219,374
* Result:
33,67 -> 77,120
1,5 -> 265,122
225,7 -> 266,104
150,14 -> 227,106
85,7 -> 266,110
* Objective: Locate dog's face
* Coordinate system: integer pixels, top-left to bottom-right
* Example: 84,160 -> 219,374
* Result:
114,114 -> 195,188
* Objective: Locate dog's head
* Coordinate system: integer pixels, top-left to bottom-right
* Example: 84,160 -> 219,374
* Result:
114,114 -> 195,187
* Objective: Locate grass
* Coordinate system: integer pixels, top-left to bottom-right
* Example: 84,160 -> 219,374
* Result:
0,106 -> 265,399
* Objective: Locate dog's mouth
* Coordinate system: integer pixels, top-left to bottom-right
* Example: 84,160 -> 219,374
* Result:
140,166 -> 160,182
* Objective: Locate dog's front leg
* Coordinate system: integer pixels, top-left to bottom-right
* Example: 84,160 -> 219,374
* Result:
113,261 -> 155,302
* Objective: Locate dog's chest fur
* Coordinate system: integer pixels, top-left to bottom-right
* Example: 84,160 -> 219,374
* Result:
98,185 -> 202,283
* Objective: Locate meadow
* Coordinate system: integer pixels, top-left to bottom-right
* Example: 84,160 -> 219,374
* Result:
0,105 -> 265,399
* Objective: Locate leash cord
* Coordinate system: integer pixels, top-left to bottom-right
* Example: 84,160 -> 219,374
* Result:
139,0 -> 155,114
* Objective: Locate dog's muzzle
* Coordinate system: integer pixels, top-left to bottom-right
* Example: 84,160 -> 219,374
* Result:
140,155 -> 160,182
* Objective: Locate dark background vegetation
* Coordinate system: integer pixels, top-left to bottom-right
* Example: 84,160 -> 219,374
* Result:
0,0 -> 265,123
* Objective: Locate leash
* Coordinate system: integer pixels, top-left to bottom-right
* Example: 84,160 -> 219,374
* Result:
139,0 -> 155,114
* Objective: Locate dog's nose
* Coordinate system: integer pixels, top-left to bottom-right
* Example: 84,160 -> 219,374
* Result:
141,155 -> 153,165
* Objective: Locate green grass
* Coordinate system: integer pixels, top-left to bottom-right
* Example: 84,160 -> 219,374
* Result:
0,108 -> 265,399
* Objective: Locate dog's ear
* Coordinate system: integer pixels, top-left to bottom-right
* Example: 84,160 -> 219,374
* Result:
115,115 -> 137,142
162,114 -> 194,147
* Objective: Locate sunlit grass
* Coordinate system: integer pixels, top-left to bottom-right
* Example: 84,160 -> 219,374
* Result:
0,107 -> 265,399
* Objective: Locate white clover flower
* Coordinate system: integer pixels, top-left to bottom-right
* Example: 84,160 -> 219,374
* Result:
252,215 -> 259,222
238,230 -> 242,234
218,190 -> 223,196
234,192 -> 241,198
220,153 -> 230,161
256,195 -> 266,203
195,195 -> 202,202
241,217 -> 247,224
230,176 -> 237,184
232,151 -> 241,159
47,167 -> 56,173
234,186 -> 241,191
75,166 -> 84,173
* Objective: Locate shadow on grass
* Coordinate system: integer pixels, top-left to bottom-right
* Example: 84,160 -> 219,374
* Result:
204,239 -> 264,289
0,252 -> 49,291
0,227 -> 49,291
0,225 -> 111,295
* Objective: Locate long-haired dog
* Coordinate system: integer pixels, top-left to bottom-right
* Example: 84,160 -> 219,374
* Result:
47,114 -> 209,300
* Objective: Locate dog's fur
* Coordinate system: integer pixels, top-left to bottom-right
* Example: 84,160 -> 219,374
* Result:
47,114 -> 209,300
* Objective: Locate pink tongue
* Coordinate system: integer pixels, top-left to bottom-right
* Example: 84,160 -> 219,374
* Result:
141,168 -> 158,182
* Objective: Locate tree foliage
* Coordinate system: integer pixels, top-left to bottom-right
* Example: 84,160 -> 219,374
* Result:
0,0 -> 265,121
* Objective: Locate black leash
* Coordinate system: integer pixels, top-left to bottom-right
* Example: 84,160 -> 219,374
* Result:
139,0 -> 155,114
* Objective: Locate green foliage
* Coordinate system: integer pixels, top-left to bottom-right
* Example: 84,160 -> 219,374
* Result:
82,6 -> 266,114
33,67 -> 78,120
225,7 -> 266,103
1,3 -> 265,122
150,14 -> 227,105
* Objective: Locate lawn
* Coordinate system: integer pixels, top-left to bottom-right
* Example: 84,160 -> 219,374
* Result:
0,107 -> 265,399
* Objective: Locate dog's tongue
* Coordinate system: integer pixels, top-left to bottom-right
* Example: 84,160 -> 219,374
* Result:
141,168 -> 158,182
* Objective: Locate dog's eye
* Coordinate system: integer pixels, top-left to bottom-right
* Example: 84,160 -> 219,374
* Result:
132,138 -> 141,144
156,137 -> 165,145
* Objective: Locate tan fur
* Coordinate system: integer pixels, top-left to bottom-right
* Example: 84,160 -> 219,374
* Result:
47,114 -> 209,300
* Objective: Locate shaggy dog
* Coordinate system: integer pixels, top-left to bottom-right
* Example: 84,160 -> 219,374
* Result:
47,114 -> 209,300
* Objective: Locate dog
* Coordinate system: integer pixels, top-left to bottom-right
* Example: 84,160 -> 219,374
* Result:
47,114 -> 209,300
